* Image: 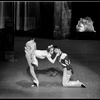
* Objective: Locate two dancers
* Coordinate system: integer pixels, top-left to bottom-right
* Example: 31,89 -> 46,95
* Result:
25,39 -> 85,88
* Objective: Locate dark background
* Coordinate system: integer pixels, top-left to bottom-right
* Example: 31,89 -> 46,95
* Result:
14,2 -> 99,40
0,2 -> 100,61
0,2 -> 99,39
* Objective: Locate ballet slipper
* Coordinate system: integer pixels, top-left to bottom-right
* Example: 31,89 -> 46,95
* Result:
62,80 -> 86,88
34,80 -> 39,87
80,82 -> 86,88
31,80 -> 39,87
81,84 -> 86,88
75,80 -> 86,88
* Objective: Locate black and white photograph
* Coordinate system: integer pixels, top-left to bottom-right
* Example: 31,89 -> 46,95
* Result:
0,1 -> 100,99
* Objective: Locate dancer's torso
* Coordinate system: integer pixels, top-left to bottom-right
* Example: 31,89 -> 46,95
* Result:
32,50 -> 48,59
59,53 -> 70,65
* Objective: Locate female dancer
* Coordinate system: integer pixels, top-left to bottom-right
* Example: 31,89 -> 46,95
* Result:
25,39 -> 60,87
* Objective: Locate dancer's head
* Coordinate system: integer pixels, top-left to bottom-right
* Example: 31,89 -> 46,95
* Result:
53,46 -> 62,56
47,44 -> 54,54
47,45 -> 62,56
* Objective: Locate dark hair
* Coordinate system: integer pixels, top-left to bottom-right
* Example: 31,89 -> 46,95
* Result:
47,48 -> 50,52
47,47 -> 54,52
47,45 -> 59,52
53,45 -> 58,49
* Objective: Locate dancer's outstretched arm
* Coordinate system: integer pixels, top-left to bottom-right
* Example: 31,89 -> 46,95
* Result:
46,53 -> 59,63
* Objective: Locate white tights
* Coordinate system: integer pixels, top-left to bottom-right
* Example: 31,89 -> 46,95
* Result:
62,68 -> 84,87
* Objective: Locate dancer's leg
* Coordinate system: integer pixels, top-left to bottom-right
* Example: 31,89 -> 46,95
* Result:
62,67 -> 72,86
62,68 -> 85,87
25,53 -> 39,87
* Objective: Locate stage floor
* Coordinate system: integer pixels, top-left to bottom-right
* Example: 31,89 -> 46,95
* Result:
0,37 -> 100,99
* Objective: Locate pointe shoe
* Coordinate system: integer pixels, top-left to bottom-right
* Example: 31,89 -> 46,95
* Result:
31,80 -> 39,87
34,80 -> 39,87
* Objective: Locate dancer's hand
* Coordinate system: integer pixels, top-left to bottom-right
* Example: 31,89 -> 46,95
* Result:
25,46 -> 34,56
25,46 -> 30,54
56,49 -> 61,56
56,52 -> 60,56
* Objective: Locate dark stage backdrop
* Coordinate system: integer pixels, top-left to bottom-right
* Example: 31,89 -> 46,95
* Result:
0,2 -> 55,60
0,2 -> 100,39
0,2 -> 14,60
0,1 -> 72,38
0,2 -> 100,60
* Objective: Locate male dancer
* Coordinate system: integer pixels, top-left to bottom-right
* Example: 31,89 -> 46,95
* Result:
53,46 -> 86,88
25,39 -> 60,87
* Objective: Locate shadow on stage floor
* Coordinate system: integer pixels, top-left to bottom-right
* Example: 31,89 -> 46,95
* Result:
0,36 -> 100,98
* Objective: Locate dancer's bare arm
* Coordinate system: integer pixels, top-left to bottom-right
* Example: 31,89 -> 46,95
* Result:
46,53 -> 59,63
